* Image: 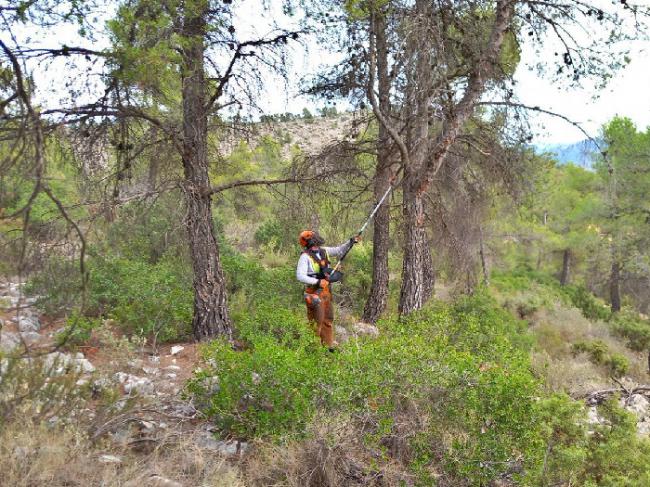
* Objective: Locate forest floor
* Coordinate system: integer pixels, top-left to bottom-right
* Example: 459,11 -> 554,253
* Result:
0,278 -> 251,486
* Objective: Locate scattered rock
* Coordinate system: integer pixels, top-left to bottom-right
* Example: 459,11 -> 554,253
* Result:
98,454 -> 123,464
194,431 -> 249,456
170,345 -> 184,356
114,372 -> 154,395
44,352 -> 95,375
148,475 -> 182,487
148,355 -> 161,365
165,365 -> 181,372
20,331 -> 42,346
142,366 -> 159,376
586,406 -> 602,425
335,325 -> 350,343
625,394 -> 650,419
352,322 -> 380,338
17,316 -> 40,332
165,373 -> 177,379
0,330 -> 21,352
251,372 -> 261,385
638,419 -> 650,436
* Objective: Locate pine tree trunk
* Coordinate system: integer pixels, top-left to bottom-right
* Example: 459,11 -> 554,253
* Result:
398,1 -> 433,315
560,248 -> 571,286
181,2 -> 232,341
479,226 -> 489,286
399,176 -> 432,314
362,12 -> 391,324
610,259 -> 621,313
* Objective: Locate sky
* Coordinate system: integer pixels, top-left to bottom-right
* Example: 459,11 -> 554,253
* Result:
231,0 -> 650,146
4,0 -> 650,146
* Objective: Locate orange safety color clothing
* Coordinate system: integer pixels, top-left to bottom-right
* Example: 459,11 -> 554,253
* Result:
304,284 -> 334,347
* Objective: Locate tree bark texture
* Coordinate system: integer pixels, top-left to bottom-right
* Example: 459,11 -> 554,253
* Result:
398,0 -> 434,315
362,12 -> 391,324
560,248 -> 571,286
479,226 -> 489,286
181,3 -> 232,341
399,177 -> 432,314
610,259 -> 621,313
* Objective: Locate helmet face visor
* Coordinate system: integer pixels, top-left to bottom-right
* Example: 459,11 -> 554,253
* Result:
298,230 -> 325,247
310,232 -> 325,247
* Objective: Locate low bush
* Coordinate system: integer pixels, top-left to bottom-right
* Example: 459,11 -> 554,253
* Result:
189,293 -> 543,485
610,309 -> 650,352
571,339 -> 629,378
565,285 -> 611,321
88,255 -> 193,342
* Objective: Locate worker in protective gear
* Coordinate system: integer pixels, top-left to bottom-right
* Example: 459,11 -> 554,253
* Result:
296,230 -> 359,350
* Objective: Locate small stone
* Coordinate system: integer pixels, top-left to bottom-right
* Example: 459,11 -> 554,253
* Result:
17,316 -> 40,333
251,372 -> 261,385
638,419 -> 650,436
76,358 -> 95,373
586,406 -> 602,425
98,454 -> 122,464
165,365 -> 181,371
114,372 -> 154,395
142,366 -> 159,375
165,373 -> 177,379
20,331 -> 41,346
148,475 -> 182,487
170,345 -> 184,356
148,355 -> 161,365
335,325 -> 349,343
0,330 -> 21,352
625,394 -> 650,418
352,322 -> 379,338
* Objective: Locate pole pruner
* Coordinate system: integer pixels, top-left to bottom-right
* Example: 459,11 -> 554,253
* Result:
327,175 -> 397,283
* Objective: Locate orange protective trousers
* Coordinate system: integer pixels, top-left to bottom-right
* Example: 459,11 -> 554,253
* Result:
304,285 -> 334,347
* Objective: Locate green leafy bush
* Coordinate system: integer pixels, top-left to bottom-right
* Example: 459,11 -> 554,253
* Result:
88,255 -> 193,342
254,219 -> 286,249
57,313 -> 102,346
571,339 -> 629,378
610,310 -> 650,352
565,285 -> 610,321
188,293 -> 543,484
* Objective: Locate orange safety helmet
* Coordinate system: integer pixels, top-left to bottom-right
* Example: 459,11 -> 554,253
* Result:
299,230 -> 314,247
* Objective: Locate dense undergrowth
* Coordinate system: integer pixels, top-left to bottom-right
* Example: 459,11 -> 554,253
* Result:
185,286 -> 650,485
16,201 -> 650,484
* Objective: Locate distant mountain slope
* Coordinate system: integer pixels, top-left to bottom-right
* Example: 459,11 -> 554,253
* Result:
537,139 -> 602,169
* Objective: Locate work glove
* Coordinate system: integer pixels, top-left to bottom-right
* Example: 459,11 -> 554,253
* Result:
349,235 -> 362,244
317,278 -> 329,289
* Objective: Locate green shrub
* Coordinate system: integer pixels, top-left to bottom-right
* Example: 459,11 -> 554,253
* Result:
606,353 -> 629,378
565,285 -> 610,321
254,219 -> 285,249
610,310 -> 650,352
571,340 -> 629,378
57,313 -> 102,346
88,255 -> 193,342
189,294 -> 543,485
572,339 -> 609,364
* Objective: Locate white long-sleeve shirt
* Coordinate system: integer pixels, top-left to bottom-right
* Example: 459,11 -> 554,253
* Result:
296,240 -> 353,286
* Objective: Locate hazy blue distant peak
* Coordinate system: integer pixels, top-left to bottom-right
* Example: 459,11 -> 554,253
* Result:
535,139 -> 601,168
